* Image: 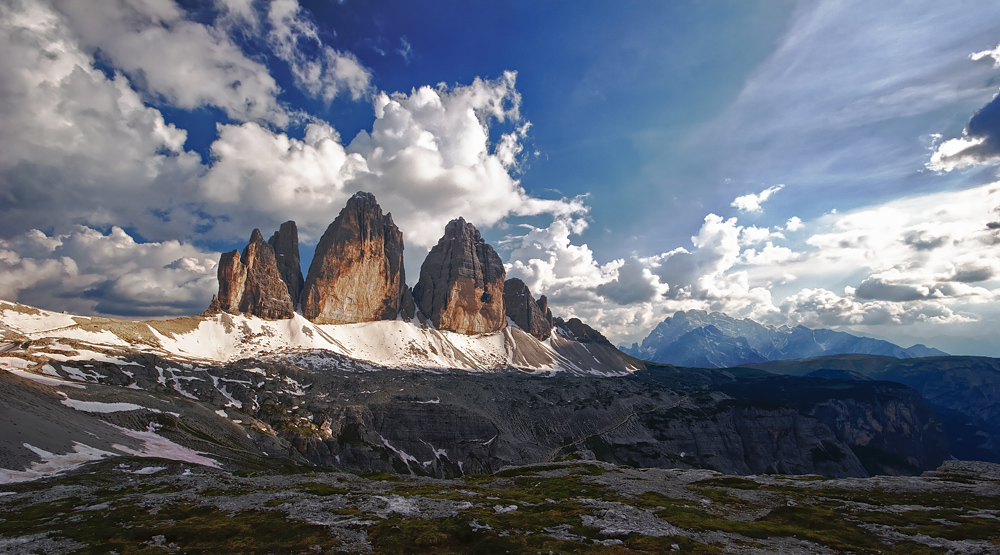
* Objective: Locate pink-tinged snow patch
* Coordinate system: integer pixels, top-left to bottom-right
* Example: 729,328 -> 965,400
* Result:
2,367 -> 86,389
59,395 -> 156,414
110,423 -> 221,469
0,357 -> 29,369
0,442 -> 116,484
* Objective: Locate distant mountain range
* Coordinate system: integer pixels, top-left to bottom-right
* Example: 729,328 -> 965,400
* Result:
621,310 -> 947,368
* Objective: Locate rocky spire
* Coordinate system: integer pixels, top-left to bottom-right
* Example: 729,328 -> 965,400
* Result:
503,278 -> 553,340
209,229 -> 296,319
413,218 -> 506,334
267,220 -> 304,307
301,192 -> 412,324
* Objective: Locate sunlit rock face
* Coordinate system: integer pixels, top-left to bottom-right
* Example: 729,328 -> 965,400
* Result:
211,229 -> 296,320
301,192 -> 410,324
413,217 -> 506,334
268,220 -> 304,307
504,278 -> 552,340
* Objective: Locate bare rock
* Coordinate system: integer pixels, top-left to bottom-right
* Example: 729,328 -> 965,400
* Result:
301,192 -> 410,324
210,229 -> 296,319
413,218 -> 506,334
239,229 -> 297,319
212,250 -> 246,313
503,278 -> 552,340
554,317 -> 613,347
268,221 -> 304,307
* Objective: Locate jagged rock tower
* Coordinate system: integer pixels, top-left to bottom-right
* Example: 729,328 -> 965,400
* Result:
268,221 -> 304,307
503,278 -> 553,340
300,192 -> 413,324
413,217 -> 506,334
209,229 -> 296,319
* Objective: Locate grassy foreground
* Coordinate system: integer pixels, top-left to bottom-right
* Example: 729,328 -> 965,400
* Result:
1,458 -> 998,554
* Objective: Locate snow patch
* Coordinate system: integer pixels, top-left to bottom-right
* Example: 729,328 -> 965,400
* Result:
60,396 -> 157,414
110,423 -> 221,468
128,466 -> 167,475
2,367 -> 86,389
0,442 -> 116,484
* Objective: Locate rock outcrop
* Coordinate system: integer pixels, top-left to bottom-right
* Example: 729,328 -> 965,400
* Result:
503,278 -> 552,340
554,317 -> 613,347
301,192 -> 411,324
413,218 -> 506,334
210,229 -> 296,319
268,221 -> 304,307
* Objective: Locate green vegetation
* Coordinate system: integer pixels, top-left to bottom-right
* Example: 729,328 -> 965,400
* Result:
0,460 -> 995,554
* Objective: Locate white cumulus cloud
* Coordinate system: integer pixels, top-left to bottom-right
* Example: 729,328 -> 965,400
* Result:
267,0 -> 372,102
731,184 -> 784,213
0,227 -> 218,317
49,0 -> 289,126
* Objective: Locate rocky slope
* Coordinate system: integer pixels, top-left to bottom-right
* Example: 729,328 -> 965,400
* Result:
746,355 -> 1000,464
412,218 -> 506,334
301,192 -> 411,324
0,349 -> 882,480
624,309 -> 947,367
503,278 -> 552,340
0,300 -> 955,483
209,229 -> 296,320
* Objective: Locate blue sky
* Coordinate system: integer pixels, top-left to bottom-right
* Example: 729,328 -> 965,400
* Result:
4,0 -> 1000,355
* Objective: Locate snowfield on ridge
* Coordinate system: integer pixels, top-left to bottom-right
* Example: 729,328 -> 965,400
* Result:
0,301 -> 638,375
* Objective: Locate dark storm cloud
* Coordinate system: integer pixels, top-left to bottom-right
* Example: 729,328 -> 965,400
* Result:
854,277 -> 930,302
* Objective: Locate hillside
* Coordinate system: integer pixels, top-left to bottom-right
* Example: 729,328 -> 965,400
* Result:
744,354 -> 1000,463
0,300 -> 635,375
0,300 -> 956,484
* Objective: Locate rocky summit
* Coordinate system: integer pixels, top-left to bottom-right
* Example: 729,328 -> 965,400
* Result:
209,229 -> 295,320
267,220 -> 304,307
413,218 -> 506,334
301,192 -> 411,324
503,278 -> 552,340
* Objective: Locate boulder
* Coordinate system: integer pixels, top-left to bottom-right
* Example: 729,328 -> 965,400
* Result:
268,221 -> 304,307
503,278 -> 552,340
413,218 -> 506,334
210,229 -> 296,319
301,192 -> 411,324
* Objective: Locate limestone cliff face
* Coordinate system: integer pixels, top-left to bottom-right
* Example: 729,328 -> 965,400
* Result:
503,278 -> 552,340
301,192 -> 410,324
211,250 -> 246,314
807,389 -> 949,474
413,218 -> 506,334
268,221 -> 303,307
211,229 -> 296,320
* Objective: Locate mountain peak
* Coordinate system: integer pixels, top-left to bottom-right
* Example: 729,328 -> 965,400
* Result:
301,192 -> 410,324
627,311 -> 947,367
413,219 -> 505,334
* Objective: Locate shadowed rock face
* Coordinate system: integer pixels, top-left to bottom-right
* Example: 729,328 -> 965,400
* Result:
268,221 -> 303,307
554,317 -> 612,346
504,278 -> 552,340
301,192 -> 410,324
211,229 -> 296,319
413,218 -> 506,334
211,251 -> 245,314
